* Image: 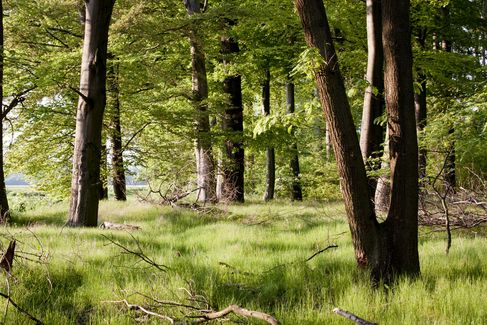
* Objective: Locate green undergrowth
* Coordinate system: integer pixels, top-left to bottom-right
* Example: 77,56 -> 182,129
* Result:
0,196 -> 486,324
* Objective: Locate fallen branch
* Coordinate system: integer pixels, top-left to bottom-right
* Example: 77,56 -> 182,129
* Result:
333,307 -> 377,325
306,245 -> 338,262
0,292 -> 43,324
197,304 -> 280,325
102,234 -> 170,272
106,299 -> 174,324
99,222 -> 141,231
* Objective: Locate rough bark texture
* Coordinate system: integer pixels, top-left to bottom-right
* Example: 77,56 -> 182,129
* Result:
381,0 -> 420,277
185,0 -> 216,202
107,57 -> 126,201
68,0 -> 115,227
0,0 -> 9,222
286,82 -> 303,201
296,0 -> 420,282
360,0 -> 385,200
262,69 -> 275,201
219,34 -> 244,202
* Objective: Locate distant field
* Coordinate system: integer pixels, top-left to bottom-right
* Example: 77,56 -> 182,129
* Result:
0,192 -> 486,324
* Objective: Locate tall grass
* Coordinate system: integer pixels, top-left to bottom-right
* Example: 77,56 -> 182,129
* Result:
0,196 -> 486,324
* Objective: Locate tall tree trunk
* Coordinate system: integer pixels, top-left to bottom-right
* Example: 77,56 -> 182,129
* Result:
295,0 -> 419,282
219,33 -> 244,202
360,0 -> 385,200
185,0 -> 216,202
286,81 -> 303,201
440,6 -> 456,192
107,57 -> 126,201
68,0 -> 115,227
262,69 -> 275,201
0,0 -> 9,222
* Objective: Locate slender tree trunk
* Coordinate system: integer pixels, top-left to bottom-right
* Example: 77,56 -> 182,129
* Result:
414,30 -> 428,185
107,57 -> 127,201
185,0 -> 216,202
295,0 -> 419,282
68,0 -> 115,227
440,6 -> 456,192
360,0 -> 385,201
374,128 -> 390,213
0,0 -> 9,222
262,69 -> 275,201
286,82 -> 303,201
99,137 -> 109,200
219,33 -> 244,202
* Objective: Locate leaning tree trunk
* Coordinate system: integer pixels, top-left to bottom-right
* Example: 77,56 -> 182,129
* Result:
185,0 -> 216,203
295,0 -> 420,282
262,69 -> 275,201
219,33 -> 244,203
286,82 -> 303,201
0,0 -> 9,222
68,0 -> 116,227
107,57 -> 126,201
360,0 -> 385,201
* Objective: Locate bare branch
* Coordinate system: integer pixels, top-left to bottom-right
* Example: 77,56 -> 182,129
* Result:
195,304 -> 281,325
0,292 -> 44,324
104,299 -> 174,323
305,244 -> 338,262
333,307 -> 377,325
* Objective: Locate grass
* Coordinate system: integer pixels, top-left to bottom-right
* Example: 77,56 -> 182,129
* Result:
0,193 -> 486,324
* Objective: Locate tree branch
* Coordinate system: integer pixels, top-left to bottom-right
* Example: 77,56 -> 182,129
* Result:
1,86 -> 37,119
196,304 -> 281,325
0,292 -> 44,324
333,307 -> 377,325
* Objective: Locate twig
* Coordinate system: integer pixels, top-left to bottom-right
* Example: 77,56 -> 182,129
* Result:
0,292 -> 44,324
104,299 -> 174,323
305,245 -> 338,262
102,234 -> 170,272
333,307 -> 377,325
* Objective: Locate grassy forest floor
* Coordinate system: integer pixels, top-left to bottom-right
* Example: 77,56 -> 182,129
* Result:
1,187 -> 487,324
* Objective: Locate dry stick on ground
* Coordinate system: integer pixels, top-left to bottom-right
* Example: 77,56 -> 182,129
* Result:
0,292 -> 44,324
105,299 -> 174,324
99,222 -> 141,231
102,234 -> 170,272
333,307 -> 377,325
192,304 -> 281,325
306,244 -> 339,262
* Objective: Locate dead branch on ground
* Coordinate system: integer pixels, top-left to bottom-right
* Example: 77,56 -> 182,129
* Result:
102,234 -> 170,272
0,292 -> 44,324
333,307 -> 377,325
99,222 -> 141,231
193,304 -> 281,324
104,299 -> 174,323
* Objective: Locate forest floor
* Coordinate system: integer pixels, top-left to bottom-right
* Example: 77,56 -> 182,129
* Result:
1,187 -> 486,324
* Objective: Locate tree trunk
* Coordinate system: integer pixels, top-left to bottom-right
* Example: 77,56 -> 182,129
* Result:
262,69 -> 275,201
99,137 -> 109,200
0,0 -> 9,222
360,0 -> 385,200
107,57 -> 126,201
286,82 -> 303,201
68,0 -> 115,227
440,6 -> 456,192
185,0 -> 216,203
295,0 -> 419,282
219,33 -> 244,202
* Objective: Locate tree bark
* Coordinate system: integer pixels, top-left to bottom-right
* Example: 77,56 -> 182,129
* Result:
219,33 -> 244,202
0,0 -> 9,222
107,57 -> 127,201
295,0 -> 420,282
262,69 -> 275,201
286,82 -> 303,201
68,0 -> 115,227
185,0 -> 216,203
360,0 -> 385,200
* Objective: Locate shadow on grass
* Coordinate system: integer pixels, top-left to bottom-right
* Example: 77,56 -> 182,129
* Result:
10,210 -> 67,227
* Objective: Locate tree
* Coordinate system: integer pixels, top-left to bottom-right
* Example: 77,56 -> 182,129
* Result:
218,27 -> 245,202
184,0 -> 216,203
360,0 -> 385,200
68,0 -> 116,227
286,81 -> 303,201
295,0 -> 420,281
262,68 -> 275,201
